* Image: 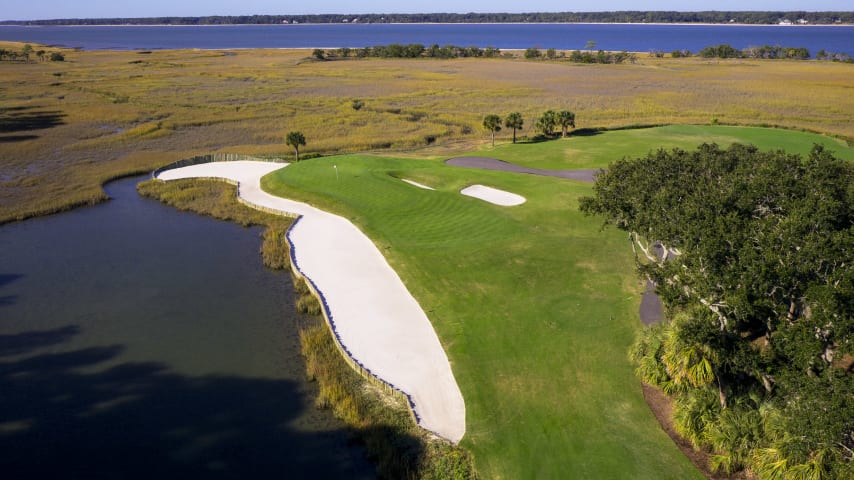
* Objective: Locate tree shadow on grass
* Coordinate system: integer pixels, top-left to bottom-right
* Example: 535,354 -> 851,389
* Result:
0,328 -> 378,480
0,106 -> 66,133
568,128 -> 604,137
517,134 -> 552,144
519,129 -> 603,143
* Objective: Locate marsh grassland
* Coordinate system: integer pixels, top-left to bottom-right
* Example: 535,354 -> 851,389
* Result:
1,42 -> 852,223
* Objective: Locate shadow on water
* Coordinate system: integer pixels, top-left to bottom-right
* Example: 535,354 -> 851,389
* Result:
0,325 -> 79,356
0,327 -> 375,480
0,176 -> 388,478
0,274 -> 24,288
0,274 -> 23,308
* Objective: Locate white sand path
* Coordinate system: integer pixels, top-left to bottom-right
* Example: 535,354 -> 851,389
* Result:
461,184 -> 526,206
157,161 -> 466,442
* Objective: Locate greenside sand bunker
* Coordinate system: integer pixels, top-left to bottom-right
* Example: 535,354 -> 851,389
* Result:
461,184 -> 526,206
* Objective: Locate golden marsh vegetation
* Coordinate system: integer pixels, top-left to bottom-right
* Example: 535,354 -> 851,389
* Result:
1,42 -> 852,223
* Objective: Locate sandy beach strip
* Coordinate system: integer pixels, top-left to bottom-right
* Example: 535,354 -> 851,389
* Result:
157,161 -> 466,442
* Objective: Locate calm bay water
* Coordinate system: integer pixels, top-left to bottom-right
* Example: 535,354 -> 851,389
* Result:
0,176 -> 374,479
0,23 -> 852,55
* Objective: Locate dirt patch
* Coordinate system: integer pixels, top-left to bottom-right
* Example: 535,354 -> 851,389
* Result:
446,156 -> 599,182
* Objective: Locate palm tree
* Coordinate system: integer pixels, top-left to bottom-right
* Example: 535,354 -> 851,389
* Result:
536,110 -> 557,136
482,114 -> 502,147
659,312 -> 729,408
661,328 -> 716,389
504,112 -> 524,144
556,110 -> 576,137
285,131 -> 306,161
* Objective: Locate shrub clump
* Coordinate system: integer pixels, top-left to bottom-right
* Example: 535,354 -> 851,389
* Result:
260,227 -> 290,270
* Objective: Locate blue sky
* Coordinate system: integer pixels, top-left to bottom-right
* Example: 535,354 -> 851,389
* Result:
4,1 -> 851,21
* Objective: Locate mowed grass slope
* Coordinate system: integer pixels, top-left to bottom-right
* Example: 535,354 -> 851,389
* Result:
261,154 -> 702,479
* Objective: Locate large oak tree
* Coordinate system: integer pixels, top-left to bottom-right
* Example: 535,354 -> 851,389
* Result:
582,143 -> 853,478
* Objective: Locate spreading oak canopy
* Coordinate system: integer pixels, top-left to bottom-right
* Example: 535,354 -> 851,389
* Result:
581,143 -> 853,478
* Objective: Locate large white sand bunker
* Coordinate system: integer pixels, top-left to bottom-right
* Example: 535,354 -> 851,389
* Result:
155,161 -> 466,443
461,184 -> 526,206
157,160 -> 286,184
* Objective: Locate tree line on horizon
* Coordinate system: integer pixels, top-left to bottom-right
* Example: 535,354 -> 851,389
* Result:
3,11 -> 854,26
310,42 -> 853,64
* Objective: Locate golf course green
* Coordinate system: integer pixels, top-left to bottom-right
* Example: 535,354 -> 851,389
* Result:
260,126 -> 853,479
465,124 -> 854,170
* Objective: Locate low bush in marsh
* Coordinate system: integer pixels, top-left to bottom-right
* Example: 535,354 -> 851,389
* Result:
296,293 -> 322,316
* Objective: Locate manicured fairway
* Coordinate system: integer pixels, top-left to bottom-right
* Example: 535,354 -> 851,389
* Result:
262,153 -> 703,479
259,127 -> 853,478
468,125 -> 854,170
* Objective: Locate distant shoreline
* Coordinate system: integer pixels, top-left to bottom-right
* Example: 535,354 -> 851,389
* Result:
3,9 -> 852,27
3,22 -> 853,27
3,21 -> 850,55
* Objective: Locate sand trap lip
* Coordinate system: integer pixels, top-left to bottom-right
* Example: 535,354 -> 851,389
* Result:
461,184 -> 526,206
156,161 -> 466,443
401,178 -> 435,190
446,156 -> 599,182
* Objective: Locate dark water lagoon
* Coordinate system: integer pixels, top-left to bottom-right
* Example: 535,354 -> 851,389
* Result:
0,23 -> 852,55
0,176 -> 374,479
